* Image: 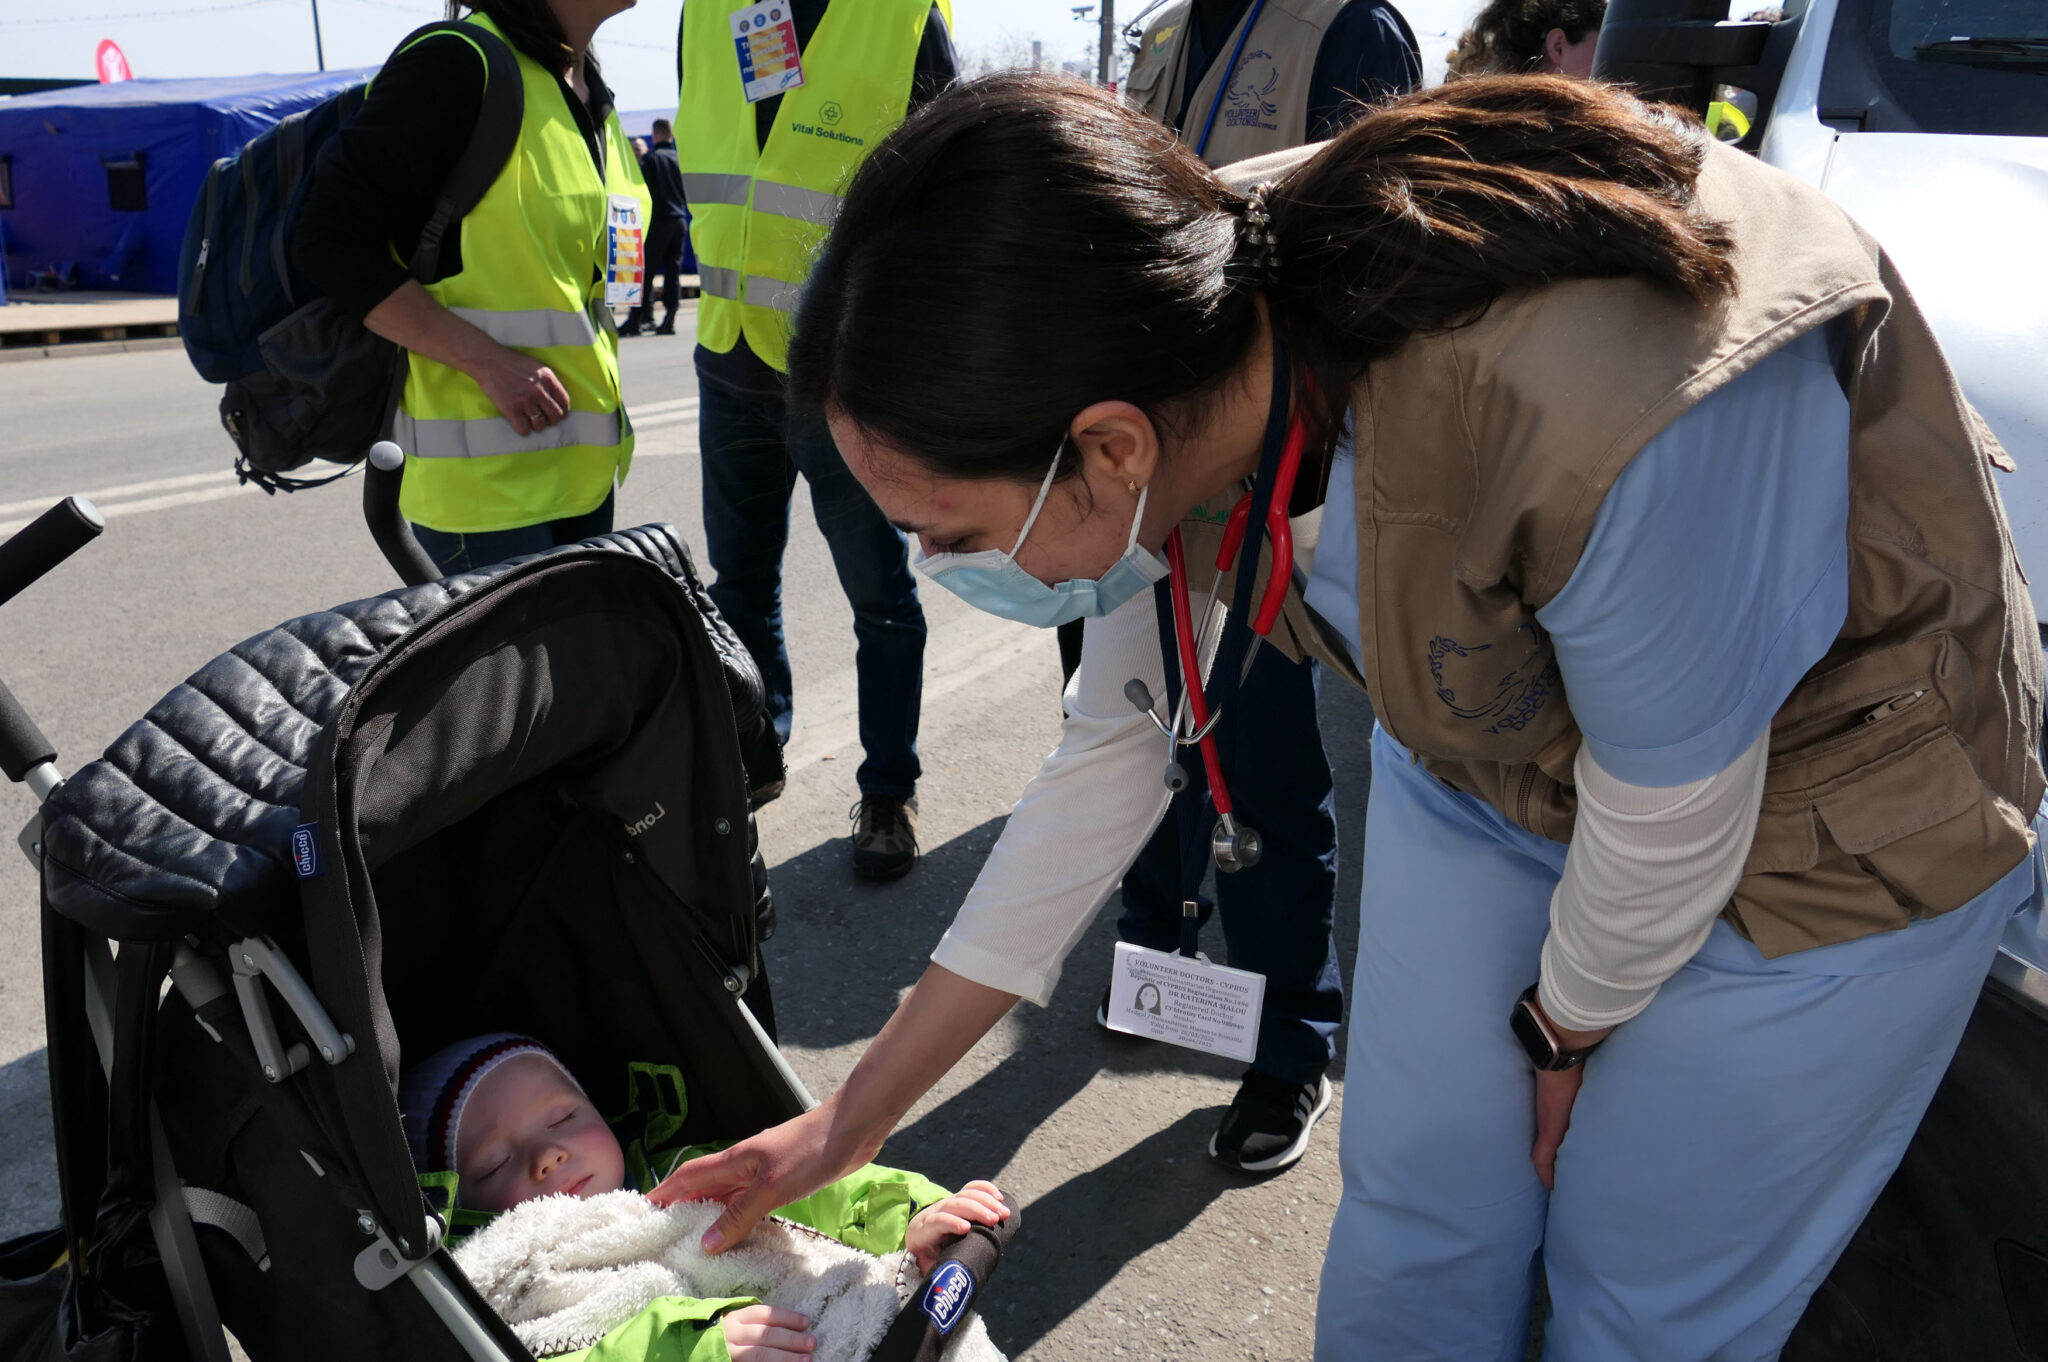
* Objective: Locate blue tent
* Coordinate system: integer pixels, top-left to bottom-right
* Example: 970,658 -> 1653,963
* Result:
0,70 -> 369,295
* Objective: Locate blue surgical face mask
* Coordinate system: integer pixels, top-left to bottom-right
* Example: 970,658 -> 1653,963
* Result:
913,436 -> 1169,628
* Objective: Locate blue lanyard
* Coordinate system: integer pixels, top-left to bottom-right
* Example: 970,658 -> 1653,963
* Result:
1190,0 -> 1268,159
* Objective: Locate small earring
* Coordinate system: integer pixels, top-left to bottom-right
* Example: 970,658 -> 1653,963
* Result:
1127,479 -> 1140,493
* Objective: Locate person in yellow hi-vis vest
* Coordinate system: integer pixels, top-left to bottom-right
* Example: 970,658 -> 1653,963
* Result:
294,0 -> 649,574
677,0 -> 956,881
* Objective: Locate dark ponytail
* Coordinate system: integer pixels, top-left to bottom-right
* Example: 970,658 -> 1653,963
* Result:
792,73 -> 1733,483
1265,74 -> 1735,440
448,1 -> 599,85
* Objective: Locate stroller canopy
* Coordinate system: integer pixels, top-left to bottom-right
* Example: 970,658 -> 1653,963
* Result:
41,527 -> 760,950
41,527 -> 798,1254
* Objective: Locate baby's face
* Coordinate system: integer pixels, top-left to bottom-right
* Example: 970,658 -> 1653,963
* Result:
455,1054 -> 627,1213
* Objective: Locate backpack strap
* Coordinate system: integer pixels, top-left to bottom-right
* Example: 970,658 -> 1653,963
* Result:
405,21 -> 526,283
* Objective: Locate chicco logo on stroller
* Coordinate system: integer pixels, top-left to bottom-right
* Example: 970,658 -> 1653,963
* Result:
919,1260 -> 976,1335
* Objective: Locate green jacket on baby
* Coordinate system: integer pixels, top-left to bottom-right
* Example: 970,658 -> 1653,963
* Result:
423,1062 -> 951,1362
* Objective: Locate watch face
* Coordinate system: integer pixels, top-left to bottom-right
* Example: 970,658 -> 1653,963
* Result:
1510,999 -> 1557,1068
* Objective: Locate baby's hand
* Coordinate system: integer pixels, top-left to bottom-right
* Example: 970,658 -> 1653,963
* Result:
722,1304 -> 815,1360
905,1180 -> 1009,1275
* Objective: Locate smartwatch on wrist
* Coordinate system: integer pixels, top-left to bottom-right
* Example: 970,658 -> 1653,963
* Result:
1511,984 -> 1600,1071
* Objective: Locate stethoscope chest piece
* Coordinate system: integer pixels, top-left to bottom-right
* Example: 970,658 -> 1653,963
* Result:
1211,813 -> 1262,873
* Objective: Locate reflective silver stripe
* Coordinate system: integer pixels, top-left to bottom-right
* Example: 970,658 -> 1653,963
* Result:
681,172 -> 752,207
752,180 -> 841,226
695,267 -> 800,312
698,265 -> 742,300
745,274 -> 804,313
448,306 -> 597,349
394,408 -> 624,459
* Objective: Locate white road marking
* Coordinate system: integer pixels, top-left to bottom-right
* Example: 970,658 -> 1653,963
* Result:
0,469 -> 238,522
633,396 -> 699,419
630,421 -> 699,455
0,473 -> 256,537
781,618 -> 1045,777
0,402 -> 699,539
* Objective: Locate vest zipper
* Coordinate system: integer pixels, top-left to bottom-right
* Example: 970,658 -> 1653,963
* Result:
1863,689 -> 1928,725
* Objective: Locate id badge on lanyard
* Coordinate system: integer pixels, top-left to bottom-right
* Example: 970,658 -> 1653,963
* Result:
730,1 -> 806,103
606,194 -> 644,307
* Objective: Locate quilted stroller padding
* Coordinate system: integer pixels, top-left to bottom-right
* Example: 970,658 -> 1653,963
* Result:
34,528 -> 804,1362
39,525 -> 776,944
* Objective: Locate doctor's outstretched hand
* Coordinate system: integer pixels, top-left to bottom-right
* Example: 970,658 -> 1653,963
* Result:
647,963 -> 1022,1253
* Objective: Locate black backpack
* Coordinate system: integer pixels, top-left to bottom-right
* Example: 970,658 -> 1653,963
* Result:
175,23 -> 523,493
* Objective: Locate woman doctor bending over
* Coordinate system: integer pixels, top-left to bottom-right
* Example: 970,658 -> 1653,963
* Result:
654,74 -> 2047,1360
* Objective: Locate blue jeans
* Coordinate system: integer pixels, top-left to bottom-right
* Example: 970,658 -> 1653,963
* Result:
410,493 -> 615,576
1118,647 -> 1342,1086
694,344 -> 925,799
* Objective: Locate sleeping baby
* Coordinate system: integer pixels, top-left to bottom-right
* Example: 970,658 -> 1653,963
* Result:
400,1034 -> 1010,1362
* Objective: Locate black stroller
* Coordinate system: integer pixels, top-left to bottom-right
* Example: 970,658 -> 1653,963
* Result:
0,497 -> 1014,1362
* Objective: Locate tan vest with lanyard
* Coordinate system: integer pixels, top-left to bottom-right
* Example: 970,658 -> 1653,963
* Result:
1125,0 -> 1352,165
1197,137 -> 2044,959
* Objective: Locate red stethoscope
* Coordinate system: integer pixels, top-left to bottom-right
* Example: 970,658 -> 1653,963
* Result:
1127,400 -> 1311,874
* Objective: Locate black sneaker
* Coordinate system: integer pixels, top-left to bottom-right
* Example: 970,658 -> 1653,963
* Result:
1210,1072 -> 1333,1173
653,318 -> 677,335
850,795 -> 919,881
617,317 -> 647,337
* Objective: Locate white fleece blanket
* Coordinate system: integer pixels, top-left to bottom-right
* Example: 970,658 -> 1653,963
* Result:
452,1192 -> 1005,1362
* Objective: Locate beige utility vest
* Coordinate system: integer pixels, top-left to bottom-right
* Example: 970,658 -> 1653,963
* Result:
1195,138 -> 2044,958
1125,0 -> 1351,164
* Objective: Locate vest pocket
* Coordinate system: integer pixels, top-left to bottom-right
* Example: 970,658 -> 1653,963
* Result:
1734,632 -> 2030,950
1741,723 -> 2031,946
1811,728 -> 2030,916
1125,49 -> 1169,108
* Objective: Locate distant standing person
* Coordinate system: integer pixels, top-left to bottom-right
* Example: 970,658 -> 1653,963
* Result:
675,0 -> 956,880
1447,0 -> 1606,76
1097,0 -> 1421,1174
292,0 -> 647,574
621,117 -> 686,337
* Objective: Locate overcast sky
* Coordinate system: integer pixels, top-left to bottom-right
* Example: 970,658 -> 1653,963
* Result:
0,0 -> 1473,112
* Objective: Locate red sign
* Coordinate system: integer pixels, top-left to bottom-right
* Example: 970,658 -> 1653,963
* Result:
96,40 -> 132,84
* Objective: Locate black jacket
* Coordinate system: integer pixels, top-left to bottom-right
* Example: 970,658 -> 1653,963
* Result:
641,139 -> 686,221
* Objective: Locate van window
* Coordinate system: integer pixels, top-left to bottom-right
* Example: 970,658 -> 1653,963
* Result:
1821,0 -> 2048,134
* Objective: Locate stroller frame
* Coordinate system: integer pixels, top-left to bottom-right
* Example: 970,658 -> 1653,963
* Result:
10,511 -> 835,1362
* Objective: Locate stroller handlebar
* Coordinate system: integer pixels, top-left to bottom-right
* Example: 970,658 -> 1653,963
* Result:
0,496 -> 103,611
0,497 -> 103,789
362,443 -> 444,588
0,677 -> 58,787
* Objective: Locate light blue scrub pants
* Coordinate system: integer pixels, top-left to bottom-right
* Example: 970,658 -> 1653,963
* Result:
1317,726 -> 2041,1362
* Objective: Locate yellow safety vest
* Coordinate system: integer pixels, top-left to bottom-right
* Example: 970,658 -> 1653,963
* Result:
394,14 -> 636,534
677,0 -> 942,374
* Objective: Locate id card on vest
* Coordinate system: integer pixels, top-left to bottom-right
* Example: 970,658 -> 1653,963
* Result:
1106,942 -> 1265,1063
605,194 -> 645,307
730,2 -> 806,103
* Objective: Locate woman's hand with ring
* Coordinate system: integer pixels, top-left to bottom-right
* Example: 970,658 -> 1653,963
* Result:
474,345 -> 571,436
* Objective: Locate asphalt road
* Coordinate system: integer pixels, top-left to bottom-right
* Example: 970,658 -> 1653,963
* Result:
0,311 -> 1375,1360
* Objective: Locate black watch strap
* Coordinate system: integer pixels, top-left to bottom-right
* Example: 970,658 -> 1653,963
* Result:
1511,984 -> 1598,1071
